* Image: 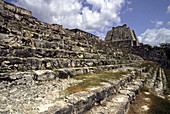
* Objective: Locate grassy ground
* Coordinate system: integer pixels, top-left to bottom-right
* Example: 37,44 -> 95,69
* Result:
164,69 -> 170,95
130,61 -> 156,72
148,93 -> 170,114
65,71 -> 128,94
128,86 -> 170,114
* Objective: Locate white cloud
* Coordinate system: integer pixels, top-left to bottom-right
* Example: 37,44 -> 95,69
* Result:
127,1 -> 132,5
167,4 -> 170,14
126,8 -> 133,12
151,20 -> 163,28
139,28 -> 170,46
155,21 -> 163,28
13,0 -> 126,34
167,21 -> 170,25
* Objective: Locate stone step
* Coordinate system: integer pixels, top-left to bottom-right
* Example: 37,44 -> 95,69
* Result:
0,33 -> 95,53
1,20 -> 143,62
0,66 -> 144,113
154,68 -> 164,96
3,19 -> 100,49
85,71 -> 152,114
161,68 -> 167,91
41,67 -> 150,114
1,19 -> 100,53
0,44 -> 104,59
146,67 -> 167,98
0,63 -> 142,91
154,68 -> 167,98
85,79 -> 145,114
1,23 -> 125,57
0,62 -> 151,114
0,56 -> 138,71
0,44 -> 136,61
146,67 -> 158,89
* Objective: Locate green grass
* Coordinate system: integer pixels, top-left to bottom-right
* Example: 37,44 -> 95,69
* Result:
164,69 -> 170,95
150,67 -> 157,78
148,94 -> 170,114
140,86 -> 150,92
65,71 -> 128,94
140,86 -> 170,114
137,74 -> 145,79
130,61 -> 157,72
165,69 -> 170,89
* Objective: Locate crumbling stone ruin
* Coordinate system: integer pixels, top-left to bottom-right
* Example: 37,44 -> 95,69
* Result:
0,0 -> 169,113
105,24 -> 140,47
105,24 -> 170,68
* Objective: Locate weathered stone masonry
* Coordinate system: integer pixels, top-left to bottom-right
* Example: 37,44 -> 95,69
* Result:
0,0 -> 168,113
0,0 -> 31,16
105,24 -> 170,68
105,24 -> 140,47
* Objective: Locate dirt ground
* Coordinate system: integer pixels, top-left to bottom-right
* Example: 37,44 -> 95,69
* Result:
128,92 -> 151,114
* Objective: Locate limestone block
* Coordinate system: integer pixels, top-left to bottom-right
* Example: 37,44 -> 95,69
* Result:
66,91 -> 96,113
108,94 -> 130,114
0,72 -> 33,86
126,84 -> 140,94
13,48 -> 33,58
86,60 -> 94,66
40,101 -> 72,114
19,8 -> 31,16
119,89 -> 135,102
26,58 -> 41,70
23,30 -> 32,37
5,3 -> 15,12
33,70 -> 58,81
11,29 -> 21,35
0,33 -> 8,41
92,85 -> 115,103
14,14 -> 21,21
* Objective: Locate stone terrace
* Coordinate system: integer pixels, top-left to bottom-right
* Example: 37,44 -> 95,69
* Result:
0,0 -> 159,114
0,0 -> 143,77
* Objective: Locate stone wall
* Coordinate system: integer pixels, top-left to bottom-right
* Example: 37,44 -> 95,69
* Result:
125,46 -> 170,68
70,28 -> 99,40
0,0 -> 31,16
0,0 -> 143,73
0,0 -> 62,33
0,1 -> 168,113
105,24 -> 169,68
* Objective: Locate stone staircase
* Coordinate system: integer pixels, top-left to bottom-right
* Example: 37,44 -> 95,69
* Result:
0,0 -> 168,114
146,67 -> 167,98
0,65 -> 148,113
0,0 -> 142,82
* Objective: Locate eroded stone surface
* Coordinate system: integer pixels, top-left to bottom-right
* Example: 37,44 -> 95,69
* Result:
0,0 -> 168,113
0,77 -> 81,113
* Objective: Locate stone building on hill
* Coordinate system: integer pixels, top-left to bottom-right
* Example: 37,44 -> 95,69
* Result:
105,24 -> 140,47
105,24 -> 169,68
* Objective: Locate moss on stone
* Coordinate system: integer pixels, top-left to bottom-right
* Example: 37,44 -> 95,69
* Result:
65,71 -> 128,94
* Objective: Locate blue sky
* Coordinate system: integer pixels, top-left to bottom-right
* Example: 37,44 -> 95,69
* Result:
4,0 -> 170,46
120,0 -> 170,35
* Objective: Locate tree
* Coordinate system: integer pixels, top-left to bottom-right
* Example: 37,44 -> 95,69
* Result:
160,43 -> 170,61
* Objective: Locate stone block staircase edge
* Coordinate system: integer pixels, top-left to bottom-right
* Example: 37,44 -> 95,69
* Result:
41,67 -> 154,114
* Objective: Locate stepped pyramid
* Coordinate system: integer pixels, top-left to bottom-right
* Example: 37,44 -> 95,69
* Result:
0,0 -> 168,113
0,0 -> 142,78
